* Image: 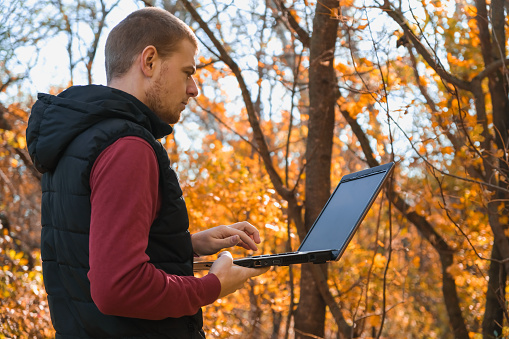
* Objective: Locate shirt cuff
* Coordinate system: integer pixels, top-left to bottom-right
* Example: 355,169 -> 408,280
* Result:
202,273 -> 221,304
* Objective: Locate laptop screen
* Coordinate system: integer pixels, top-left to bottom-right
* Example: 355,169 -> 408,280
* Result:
298,170 -> 387,253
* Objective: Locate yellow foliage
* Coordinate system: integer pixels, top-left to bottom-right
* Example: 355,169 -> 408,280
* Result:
442,146 -> 454,155
17,136 -> 26,149
373,253 -> 387,269
471,124 -> 485,142
1,0 -> 508,337
412,255 -> 420,268
500,215 -> 509,226
494,149 -> 505,158
1,245 -> 54,338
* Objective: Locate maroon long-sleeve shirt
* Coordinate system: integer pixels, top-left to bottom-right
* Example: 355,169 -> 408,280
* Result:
87,136 -> 220,320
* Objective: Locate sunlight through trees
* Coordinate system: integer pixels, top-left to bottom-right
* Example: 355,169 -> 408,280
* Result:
1,0 -> 508,338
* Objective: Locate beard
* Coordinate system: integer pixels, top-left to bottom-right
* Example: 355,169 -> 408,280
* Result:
145,78 -> 181,125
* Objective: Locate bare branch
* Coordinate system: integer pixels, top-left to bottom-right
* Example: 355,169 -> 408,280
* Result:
310,264 -> 354,337
272,0 -> 311,48
380,0 -> 471,91
178,0 -> 293,204
197,104 -> 261,153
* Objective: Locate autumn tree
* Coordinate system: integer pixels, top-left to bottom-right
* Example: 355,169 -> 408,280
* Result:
172,0 -> 373,337
0,1 -> 55,331
166,0 -> 509,338
2,0 -> 509,338
0,0 -> 116,336
364,1 -> 508,338
52,0 -> 120,85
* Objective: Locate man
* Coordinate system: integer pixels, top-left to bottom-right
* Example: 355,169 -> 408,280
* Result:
26,7 -> 268,338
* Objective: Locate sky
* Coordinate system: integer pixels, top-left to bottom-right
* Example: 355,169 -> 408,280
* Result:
14,0 -> 270,152
10,0 -> 200,151
7,0 -> 439,159
27,0 -> 141,93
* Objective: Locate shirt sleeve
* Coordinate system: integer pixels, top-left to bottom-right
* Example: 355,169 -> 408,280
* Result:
88,136 -> 220,320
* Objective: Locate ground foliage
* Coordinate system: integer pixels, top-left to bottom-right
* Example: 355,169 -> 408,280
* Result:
1,0 -> 509,338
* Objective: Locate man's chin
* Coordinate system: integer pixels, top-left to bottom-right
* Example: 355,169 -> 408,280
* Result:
166,114 -> 181,125
154,109 -> 180,125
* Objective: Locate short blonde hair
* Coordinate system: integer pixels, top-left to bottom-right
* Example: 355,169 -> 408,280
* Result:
105,7 -> 198,83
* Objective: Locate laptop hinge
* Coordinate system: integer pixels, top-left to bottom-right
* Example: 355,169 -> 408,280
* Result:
342,169 -> 386,182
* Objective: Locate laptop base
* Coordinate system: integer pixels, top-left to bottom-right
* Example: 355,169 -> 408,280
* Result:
193,249 -> 339,272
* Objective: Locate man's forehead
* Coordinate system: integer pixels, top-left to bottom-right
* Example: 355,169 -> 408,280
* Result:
180,40 -> 198,60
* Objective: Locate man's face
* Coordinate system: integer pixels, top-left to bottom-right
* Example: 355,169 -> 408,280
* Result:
145,39 -> 198,124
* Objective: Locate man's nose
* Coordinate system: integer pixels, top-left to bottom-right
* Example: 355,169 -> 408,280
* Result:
187,77 -> 199,97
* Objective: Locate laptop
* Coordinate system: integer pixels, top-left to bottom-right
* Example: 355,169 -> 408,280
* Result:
193,162 -> 395,271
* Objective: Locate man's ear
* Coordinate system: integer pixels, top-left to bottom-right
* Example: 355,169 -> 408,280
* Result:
140,45 -> 159,77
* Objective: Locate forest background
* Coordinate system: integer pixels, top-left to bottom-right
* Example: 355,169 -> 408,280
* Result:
1,0 -> 508,338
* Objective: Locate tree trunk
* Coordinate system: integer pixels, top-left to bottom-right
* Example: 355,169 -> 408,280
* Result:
483,242 -> 507,339
477,0 -> 509,335
271,310 -> 282,339
439,251 -> 470,339
294,1 -> 339,338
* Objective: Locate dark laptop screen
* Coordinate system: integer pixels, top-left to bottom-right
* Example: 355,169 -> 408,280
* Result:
298,171 -> 387,253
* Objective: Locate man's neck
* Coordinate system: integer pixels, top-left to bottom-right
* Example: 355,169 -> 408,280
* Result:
108,74 -> 147,107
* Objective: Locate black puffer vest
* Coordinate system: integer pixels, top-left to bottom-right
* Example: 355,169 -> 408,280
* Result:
26,85 -> 203,338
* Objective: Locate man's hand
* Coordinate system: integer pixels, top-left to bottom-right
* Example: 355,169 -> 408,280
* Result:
209,251 -> 269,299
191,221 -> 261,256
